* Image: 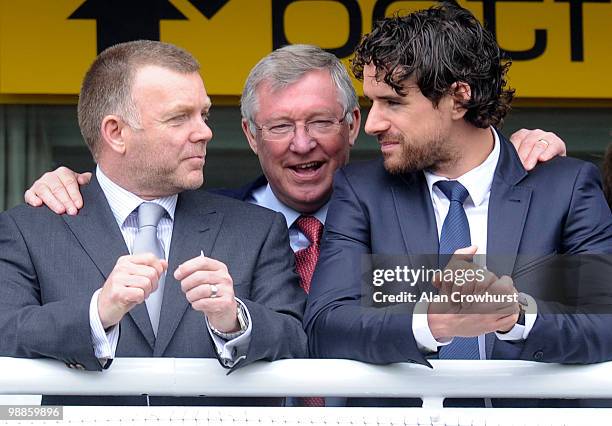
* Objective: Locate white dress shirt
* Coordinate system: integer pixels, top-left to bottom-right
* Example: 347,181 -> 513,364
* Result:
412,129 -> 537,356
89,166 -> 250,367
249,183 -> 328,251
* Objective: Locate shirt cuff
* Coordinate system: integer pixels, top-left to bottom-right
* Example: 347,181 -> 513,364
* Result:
412,300 -> 452,353
496,294 -> 538,341
206,298 -> 251,368
89,289 -> 119,366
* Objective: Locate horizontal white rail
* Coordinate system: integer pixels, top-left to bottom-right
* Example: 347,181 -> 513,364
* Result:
2,357 -> 612,406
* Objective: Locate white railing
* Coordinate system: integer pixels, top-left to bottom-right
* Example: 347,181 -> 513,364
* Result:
2,358 -> 612,408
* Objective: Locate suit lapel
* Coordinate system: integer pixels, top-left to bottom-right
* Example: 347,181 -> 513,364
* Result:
486,136 -> 532,277
391,172 -> 439,259
485,134 -> 532,358
62,177 -> 129,283
62,176 -> 157,348
154,191 -> 224,356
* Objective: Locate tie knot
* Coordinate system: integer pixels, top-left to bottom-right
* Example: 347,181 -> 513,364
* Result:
137,202 -> 166,229
296,216 -> 323,245
435,180 -> 469,204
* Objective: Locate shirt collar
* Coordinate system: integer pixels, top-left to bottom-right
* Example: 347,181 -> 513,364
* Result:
424,127 -> 500,207
96,165 -> 178,226
251,183 -> 328,228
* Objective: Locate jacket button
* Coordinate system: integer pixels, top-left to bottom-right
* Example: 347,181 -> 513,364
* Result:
533,350 -> 544,360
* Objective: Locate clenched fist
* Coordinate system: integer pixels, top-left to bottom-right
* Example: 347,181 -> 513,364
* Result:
98,253 -> 167,329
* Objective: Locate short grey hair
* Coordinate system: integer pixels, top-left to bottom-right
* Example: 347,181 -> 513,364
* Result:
240,44 -> 358,133
78,40 -> 200,160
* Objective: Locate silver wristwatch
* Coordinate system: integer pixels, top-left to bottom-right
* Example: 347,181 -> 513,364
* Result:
210,303 -> 249,340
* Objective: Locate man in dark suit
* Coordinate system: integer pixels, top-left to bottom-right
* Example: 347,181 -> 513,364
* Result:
0,40 -> 307,406
304,2 -> 612,407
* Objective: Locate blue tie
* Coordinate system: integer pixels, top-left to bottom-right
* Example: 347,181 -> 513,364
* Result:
435,181 -> 479,360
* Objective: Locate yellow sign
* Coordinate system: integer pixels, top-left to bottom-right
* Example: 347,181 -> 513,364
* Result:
0,0 -> 610,99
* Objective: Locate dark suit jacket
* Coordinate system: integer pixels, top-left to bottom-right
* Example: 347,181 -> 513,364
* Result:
0,175 -> 307,406
212,175 -> 268,201
304,134 -> 612,406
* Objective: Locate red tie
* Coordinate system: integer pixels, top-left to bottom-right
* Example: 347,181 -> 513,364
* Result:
294,216 -> 324,294
294,216 -> 325,407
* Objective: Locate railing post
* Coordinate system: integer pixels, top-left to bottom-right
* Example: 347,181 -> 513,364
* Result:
421,396 -> 444,409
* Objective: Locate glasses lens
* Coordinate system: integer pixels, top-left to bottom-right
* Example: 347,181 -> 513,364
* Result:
264,127 -> 292,141
260,116 -> 344,141
308,120 -> 337,137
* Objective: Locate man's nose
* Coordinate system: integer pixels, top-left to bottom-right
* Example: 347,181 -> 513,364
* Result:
364,103 -> 389,136
289,123 -> 316,154
191,119 -> 213,144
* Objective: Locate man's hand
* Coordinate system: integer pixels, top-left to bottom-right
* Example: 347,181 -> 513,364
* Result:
428,246 -> 519,340
510,128 -> 567,171
174,255 -> 239,333
98,254 -> 168,329
24,166 -> 91,215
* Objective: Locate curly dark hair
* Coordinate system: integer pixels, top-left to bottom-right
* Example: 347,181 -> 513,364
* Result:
351,1 -> 515,128
604,143 -> 612,211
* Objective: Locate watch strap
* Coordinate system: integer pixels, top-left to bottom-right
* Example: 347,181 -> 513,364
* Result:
210,302 -> 249,340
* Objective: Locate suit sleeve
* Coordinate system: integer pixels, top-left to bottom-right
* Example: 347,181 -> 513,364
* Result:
0,211 -> 103,371
235,212 -> 308,368
497,162 -> 612,364
304,169 -> 430,367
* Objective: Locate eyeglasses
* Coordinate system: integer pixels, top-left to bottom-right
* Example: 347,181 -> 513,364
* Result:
254,115 -> 347,142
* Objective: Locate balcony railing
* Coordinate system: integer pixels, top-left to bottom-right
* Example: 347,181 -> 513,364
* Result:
2,358 -> 612,409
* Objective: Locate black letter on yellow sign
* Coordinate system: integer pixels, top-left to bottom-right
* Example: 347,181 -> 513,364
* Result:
555,0 -> 610,61
469,0 -> 547,60
68,0 -> 188,54
272,0 -> 362,58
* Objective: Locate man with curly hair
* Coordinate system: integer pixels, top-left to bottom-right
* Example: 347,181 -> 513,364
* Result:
305,1 -> 612,407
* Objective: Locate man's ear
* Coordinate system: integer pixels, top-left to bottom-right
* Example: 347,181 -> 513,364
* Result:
450,81 -> 471,120
100,115 -> 127,155
347,107 -> 361,147
242,119 -> 259,155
